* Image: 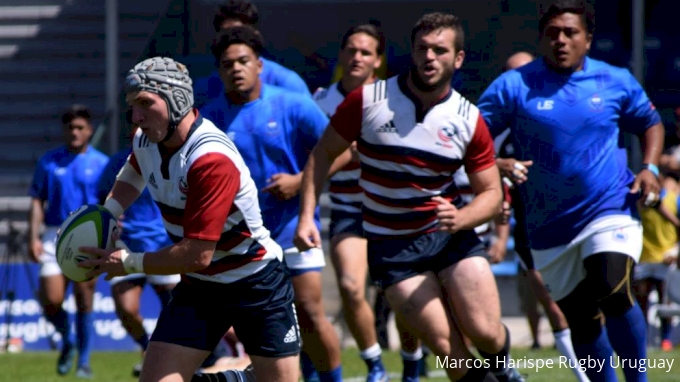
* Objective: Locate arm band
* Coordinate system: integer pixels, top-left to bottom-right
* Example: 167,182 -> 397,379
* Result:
120,248 -> 145,274
103,198 -> 124,219
116,161 -> 146,193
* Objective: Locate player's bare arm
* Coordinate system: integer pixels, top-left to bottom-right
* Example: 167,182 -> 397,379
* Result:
295,124 -> 352,250
632,122 -> 664,204
28,197 -> 45,262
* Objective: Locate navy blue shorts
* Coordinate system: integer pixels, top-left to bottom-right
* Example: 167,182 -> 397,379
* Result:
151,259 -> 301,357
329,210 -> 364,239
367,229 -> 486,290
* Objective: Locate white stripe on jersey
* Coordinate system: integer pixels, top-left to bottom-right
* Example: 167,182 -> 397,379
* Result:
314,83 -> 362,213
132,117 -> 282,283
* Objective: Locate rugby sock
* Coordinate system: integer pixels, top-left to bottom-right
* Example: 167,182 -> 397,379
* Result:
401,348 -> 423,381
318,366 -> 342,382
572,328 -> 617,382
478,325 -> 512,378
300,351 -> 320,382
47,308 -> 72,348
75,311 -> 93,368
605,302 -> 648,382
360,343 -> 385,372
660,317 -> 672,342
134,333 -> 150,351
553,329 -> 589,382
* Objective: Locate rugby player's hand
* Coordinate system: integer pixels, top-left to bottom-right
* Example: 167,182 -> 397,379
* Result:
487,240 -> 507,264
28,238 -> 43,263
294,218 -> 322,251
263,173 -> 302,200
496,158 -> 532,185
433,196 -> 465,233
631,169 -> 660,207
77,244 -> 127,281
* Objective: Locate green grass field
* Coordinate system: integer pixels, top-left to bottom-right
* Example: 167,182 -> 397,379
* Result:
1,347 -> 679,381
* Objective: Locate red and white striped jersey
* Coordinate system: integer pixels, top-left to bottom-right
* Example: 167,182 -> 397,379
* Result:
129,114 -> 282,283
331,75 -> 496,238
313,83 -> 362,213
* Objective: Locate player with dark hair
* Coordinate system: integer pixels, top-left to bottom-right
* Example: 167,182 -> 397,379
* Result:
28,104 -> 109,378
193,0 -> 310,109
478,1 -> 664,380
200,26 -> 346,382
296,12 -> 524,382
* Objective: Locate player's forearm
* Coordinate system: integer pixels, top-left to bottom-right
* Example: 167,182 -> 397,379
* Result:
300,150 -> 331,222
459,188 -> 503,231
494,220 -> 511,242
641,123 -> 664,166
327,148 -> 353,177
107,181 -> 142,214
142,239 -> 214,275
105,161 -> 146,217
28,198 -> 44,241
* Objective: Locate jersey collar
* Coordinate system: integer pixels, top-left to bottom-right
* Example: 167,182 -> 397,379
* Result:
397,73 -> 453,123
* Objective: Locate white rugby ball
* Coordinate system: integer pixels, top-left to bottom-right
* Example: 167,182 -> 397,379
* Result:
56,205 -> 118,282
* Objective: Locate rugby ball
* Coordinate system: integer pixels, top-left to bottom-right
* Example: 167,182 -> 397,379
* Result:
56,205 -> 118,282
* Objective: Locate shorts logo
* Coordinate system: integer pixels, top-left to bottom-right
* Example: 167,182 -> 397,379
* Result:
613,228 -> 628,242
283,325 -> 298,343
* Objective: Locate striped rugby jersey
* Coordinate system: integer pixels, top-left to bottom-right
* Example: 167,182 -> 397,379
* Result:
129,113 -> 282,283
313,82 -> 362,213
331,75 -> 496,238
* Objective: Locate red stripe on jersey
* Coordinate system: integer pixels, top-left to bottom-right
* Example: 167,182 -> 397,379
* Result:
363,211 -> 438,231
183,153 -> 241,241
331,88 -> 363,143
196,251 -> 267,276
129,152 -> 142,174
358,143 -> 455,173
329,183 -> 362,194
214,230 -> 252,252
341,161 -> 361,171
361,171 -> 454,191
364,191 -> 460,211
464,115 -> 496,174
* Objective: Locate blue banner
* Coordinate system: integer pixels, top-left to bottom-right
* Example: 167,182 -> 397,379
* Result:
0,263 -> 163,351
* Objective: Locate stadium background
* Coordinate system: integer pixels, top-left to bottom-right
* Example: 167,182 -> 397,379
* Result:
0,0 -> 679,351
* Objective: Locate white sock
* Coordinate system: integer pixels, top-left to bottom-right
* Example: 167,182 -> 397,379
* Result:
400,347 -> 423,361
359,343 -> 382,360
554,329 -> 590,382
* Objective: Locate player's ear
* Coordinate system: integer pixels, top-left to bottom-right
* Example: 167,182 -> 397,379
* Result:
454,50 -> 465,70
374,53 -> 383,70
256,56 -> 263,75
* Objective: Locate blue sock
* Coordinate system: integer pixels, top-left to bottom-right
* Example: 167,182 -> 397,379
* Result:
401,349 -> 422,380
572,327 -> 617,382
661,318 -> 672,341
75,312 -> 93,368
134,333 -> 149,351
364,355 -> 385,372
300,351 -> 320,382
605,303 -> 648,382
47,308 -> 72,348
318,366 -> 342,382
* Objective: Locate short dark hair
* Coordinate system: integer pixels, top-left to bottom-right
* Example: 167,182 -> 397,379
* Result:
411,12 -> 465,53
340,20 -> 385,56
61,104 -> 91,125
212,0 -> 259,32
211,25 -> 264,61
539,0 -> 595,35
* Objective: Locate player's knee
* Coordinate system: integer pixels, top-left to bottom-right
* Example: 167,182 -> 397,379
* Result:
42,303 -> 62,317
598,280 -> 635,316
585,252 -> 635,316
464,320 -> 504,352
338,274 -> 364,304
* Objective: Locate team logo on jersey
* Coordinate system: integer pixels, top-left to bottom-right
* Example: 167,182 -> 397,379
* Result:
54,167 -> 67,176
589,94 -> 604,111
612,228 -> 628,242
437,126 -> 457,142
266,120 -> 280,136
178,176 -> 189,195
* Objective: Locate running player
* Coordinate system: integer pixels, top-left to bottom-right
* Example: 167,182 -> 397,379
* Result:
478,1 -> 664,380
296,12 -> 524,382
78,56 -> 300,382
200,26 -> 344,382
28,104 -> 109,379
193,0 -> 309,109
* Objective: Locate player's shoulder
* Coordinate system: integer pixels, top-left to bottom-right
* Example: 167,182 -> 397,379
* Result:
87,146 -> 109,161
358,77 -> 391,106
184,117 -> 234,159
585,57 -> 636,85
312,84 -> 331,101
266,84 -> 320,112
447,90 -> 481,126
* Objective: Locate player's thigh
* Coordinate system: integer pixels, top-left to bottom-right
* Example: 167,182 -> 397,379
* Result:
140,341 -> 210,382
39,274 -> 67,308
250,354 -> 299,382
110,276 -> 146,314
291,270 -> 323,313
438,256 -> 503,341
232,259 -> 301,358
330,233 -> 368,296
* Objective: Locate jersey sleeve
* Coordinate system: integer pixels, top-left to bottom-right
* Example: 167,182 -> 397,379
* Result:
619,71 -> 662,135
464,115 -> 497,174
183,153 -> 241,241
330,87 -> 363,143
477,74 -> 515,138
294,96 -> 330,152
28,157 -> 48,201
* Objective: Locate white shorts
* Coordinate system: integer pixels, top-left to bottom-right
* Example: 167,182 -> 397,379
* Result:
108,273 -> 181,287
634,262 -> 670,282
532,215 -> 643,302
39,227 -> 61,277
282,247 -> 325,273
